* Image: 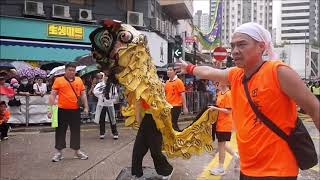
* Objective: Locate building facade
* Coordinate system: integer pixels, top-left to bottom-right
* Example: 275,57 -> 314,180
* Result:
0,0 -> 193,67
279,0 -> 319,79
280,0 -> 311,44
209,0 -> 273,46
193,10 -> 209,33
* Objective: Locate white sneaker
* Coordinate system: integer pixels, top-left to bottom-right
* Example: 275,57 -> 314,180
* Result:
113,134 -> 119,140
210,167 -> 225,176
3,137 -> 8,140
52,153 -> 64,162
161,169 -> 174,180
99,134 -> 105,139
74,151 -> 88,160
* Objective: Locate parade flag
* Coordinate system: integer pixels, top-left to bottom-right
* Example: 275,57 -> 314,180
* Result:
194,0 -> 222,50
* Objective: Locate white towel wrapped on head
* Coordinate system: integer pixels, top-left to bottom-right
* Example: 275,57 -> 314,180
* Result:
233,22 -> 277,60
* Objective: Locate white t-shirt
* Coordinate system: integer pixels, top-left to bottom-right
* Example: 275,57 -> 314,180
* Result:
33,83 -> 47,94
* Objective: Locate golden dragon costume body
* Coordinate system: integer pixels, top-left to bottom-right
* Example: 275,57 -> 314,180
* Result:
89,19 -> 217,159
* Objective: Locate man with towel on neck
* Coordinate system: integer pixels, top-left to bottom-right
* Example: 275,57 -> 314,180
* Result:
176,22 -> 319,179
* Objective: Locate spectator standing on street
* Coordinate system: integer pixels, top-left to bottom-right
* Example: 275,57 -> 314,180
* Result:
207,81 -> 216,105
209,82 -> 239,175
87,75 -> 98,121
17,76 -> 34,95
48,62 -> 89,162
0,101 -> 10,141
176,22 -> 319,179
0,75 -> 14,97
33,75 -> 47,96
10,78 -> 19,93
164,63 -> 188,131
93,72 -> 119,140
312,81 -> 320,101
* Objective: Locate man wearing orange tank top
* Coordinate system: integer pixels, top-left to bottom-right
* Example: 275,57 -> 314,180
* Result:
176,22 -> 319,179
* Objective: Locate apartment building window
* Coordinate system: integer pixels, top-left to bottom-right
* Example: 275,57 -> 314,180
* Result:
282,23 -> 309,27
282,36 -> 309,40
282,9 -> 309,13
282,2 -> 310,7
282,29 -> 309,33
282,16 -> 309,20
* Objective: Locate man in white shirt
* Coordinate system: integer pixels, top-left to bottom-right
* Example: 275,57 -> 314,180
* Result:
93,73 -> 119,140
33,75 -> 47,96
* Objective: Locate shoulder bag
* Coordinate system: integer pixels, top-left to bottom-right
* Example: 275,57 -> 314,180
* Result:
65,77 -> 82,107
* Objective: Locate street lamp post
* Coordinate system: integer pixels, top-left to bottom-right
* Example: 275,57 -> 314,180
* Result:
304,29 -> 309,80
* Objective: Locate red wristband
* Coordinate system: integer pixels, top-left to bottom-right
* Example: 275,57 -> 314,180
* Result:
186,64 -> 196,75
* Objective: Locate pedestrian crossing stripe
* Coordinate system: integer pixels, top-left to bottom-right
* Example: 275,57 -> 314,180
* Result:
197,133 -> 238,180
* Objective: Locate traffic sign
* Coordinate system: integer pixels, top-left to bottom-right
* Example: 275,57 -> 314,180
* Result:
213,47 -> 228,61
185,36 -> 196,44
174,46 -> 183,58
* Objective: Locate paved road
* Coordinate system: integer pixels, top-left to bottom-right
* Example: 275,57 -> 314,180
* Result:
0,119 -> 319,180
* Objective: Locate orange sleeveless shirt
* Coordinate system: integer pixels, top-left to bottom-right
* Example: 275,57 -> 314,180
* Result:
228,61 -> 298,177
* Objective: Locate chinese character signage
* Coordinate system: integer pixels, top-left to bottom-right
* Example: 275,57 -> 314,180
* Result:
47,24 -> 83,39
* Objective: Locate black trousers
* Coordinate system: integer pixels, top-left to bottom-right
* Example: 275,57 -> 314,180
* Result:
0,123 -> 9,138
55,108 -> 81,150
171,106 -> 182,131
131,114 -> 173,177
99,106 -> 118,136
240,172 -> 297,180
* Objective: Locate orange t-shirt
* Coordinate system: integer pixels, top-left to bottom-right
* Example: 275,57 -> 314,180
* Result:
0,110 -> 10,124
165,77 -> 185,106
228,60 -> 298,177
216,90 -> 233,132
52,76 -> 85,109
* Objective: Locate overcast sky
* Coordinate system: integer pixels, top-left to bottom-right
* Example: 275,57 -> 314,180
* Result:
193,0 -> 281,28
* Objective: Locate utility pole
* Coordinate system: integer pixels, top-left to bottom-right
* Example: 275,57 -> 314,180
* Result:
193,41 -> 197,91
305,29 -> 308,80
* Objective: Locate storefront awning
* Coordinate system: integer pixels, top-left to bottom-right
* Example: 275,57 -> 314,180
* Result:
0,38 -> 91,62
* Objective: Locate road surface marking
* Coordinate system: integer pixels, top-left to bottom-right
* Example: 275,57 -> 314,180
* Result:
197,133 -> 238,180
310,164 -> 319,172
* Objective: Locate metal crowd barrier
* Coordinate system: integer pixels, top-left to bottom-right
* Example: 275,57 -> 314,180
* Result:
0,94 -> 50,126
185,91 -> 215,114
0,91 -> 213,126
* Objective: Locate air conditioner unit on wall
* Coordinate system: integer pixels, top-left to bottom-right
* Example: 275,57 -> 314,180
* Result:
24,1 -> 45,16
52,4 -> 72,20
79,9 -> 94,22
150,17 -> 161,31
161,20 -> 166,34
127,11 -> 144,27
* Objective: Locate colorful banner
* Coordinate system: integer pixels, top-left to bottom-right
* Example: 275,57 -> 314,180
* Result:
47,24 -> 83,40
194,0 -> 222,50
